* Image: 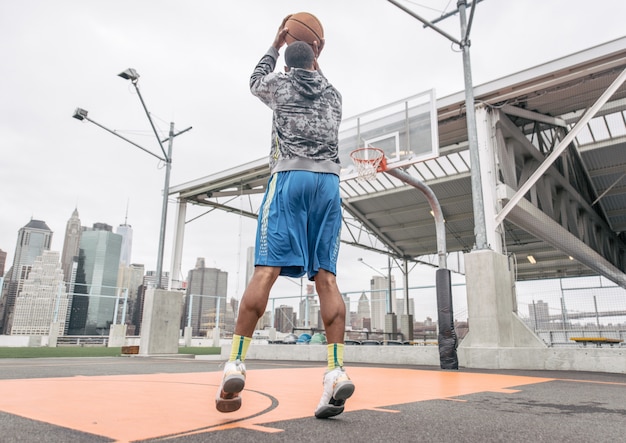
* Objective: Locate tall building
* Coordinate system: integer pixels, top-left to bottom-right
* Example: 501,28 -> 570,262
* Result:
143,270 -> 170,289
116,221 -> 133,268
0,248 -> 7,276
0,219 -> 53,334
60,208 -> 81,286
223,297 -> 238,333
67,223 -> 122,335
529,300 -> 551,329
356,292 -> 371,330
183,258 -> 228,336
255,310 -> 273,332
298,284 -> 319,328
342,293 -> 351,329
274,304 -> 295,333
299,294 -> 320,328
369,275 -> 395,331
116,263 -> 144,334
10,251 -> 71,336
245,246 -> 254,286
395,296 -> 415,317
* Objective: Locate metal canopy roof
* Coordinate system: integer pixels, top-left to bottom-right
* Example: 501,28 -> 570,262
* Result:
170,36 -> 626,284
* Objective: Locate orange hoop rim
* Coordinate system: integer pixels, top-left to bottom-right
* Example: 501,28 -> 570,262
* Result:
350,147 -> 387,173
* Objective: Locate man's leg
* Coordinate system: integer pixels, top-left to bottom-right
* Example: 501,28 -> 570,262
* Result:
315,269 -> 346,343
216,266 -> 280,413
314,269 -> 355,419
234,266 -> 281,337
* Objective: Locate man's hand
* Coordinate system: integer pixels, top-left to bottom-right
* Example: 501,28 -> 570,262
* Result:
312,39 -> 325,57
272,15 -> 291,50
311,39 -> 325,71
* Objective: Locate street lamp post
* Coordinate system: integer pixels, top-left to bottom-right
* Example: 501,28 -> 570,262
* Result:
358,257 -> 393,313
358,257 -> 398,339
73,68 -> 191,289
387,0 -> 487,250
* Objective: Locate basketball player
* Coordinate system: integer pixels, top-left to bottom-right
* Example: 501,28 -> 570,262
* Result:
215,15 -> 355,419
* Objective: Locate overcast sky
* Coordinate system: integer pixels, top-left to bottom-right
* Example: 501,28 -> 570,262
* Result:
1,0 -> 625,315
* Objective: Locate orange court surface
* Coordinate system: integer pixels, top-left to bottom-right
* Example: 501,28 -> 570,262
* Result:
0,357 -> 625,442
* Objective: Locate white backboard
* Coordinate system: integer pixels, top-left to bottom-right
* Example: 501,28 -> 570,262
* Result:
339,89 -> 439,181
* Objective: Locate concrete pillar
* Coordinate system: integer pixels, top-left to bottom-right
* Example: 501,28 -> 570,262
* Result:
268,327 -> 277,342
460,249 -> 545,349
48,322 -> 61,348
385,313 -> 397,340
139,288 -> 184,355
108,324 -> 127,347
212,327 -> 221,347
400,314 -> 414,341
183,326 -> 193,347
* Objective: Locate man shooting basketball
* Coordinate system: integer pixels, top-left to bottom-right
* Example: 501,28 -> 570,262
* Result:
216,15 -> 355,419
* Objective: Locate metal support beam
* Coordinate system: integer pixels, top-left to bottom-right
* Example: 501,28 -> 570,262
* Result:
170,199 -> 187,290
496,65 -> 626,225
498,184 -> 626,288
500,104 -> 567,127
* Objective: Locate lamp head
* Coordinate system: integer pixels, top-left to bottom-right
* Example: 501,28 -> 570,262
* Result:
118,68 -> 140,81
72,108 -> 88,121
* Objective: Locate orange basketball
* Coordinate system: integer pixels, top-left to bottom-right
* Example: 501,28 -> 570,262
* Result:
284,12 -> 324,46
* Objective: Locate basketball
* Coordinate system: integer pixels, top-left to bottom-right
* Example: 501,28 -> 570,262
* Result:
284,12 -> 324,46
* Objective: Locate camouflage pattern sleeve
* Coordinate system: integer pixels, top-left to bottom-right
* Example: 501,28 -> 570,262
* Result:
250,47 -> 281,109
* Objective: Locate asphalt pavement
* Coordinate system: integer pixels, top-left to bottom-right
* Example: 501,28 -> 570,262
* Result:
0,356 -> 625,442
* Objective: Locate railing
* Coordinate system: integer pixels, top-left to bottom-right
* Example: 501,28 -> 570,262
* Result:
517,276 -> 626,346
535,329 -> 626,347
56,335 -> 109,347
46,276 -> 625,349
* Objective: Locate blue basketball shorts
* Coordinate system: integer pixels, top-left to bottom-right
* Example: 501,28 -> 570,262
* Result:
255,170 -> 342,280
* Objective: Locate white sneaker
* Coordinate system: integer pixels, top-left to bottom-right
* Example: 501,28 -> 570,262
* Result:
314,367 -> 355,419
215,360 -> 246,413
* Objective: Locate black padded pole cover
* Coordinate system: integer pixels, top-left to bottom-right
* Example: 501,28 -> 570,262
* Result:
436,268 -> 458,369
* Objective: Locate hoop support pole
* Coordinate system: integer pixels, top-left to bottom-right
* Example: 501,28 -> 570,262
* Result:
384,168 -> 447,270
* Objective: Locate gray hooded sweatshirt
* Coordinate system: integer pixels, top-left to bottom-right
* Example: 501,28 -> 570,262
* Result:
250,46 -> 342,176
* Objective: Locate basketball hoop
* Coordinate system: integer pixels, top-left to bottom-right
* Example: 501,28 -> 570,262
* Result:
350,147 -> 386,181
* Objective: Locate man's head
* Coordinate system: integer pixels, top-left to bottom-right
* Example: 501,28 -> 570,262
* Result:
285,41 -> 315,70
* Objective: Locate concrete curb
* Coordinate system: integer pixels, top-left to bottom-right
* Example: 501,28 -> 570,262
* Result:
219,344 -> 626,374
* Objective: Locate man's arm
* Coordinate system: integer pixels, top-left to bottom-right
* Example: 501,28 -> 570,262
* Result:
249,16 -> 291,105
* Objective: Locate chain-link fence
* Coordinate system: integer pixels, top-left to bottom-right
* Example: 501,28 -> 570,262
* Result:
515,276 -> 626,346
36,276 -> 625,348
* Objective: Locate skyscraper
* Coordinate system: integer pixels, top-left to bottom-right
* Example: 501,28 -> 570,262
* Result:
529,300 -> 551,329
67,223 -> 122,335
10,251 -> 71,336
143,270 -> 169,289
183,258 -> 228,336
0,248 -> 7,277
274,304 -> 295,333
116,222 -> 133,268
357,292 -> 371,330
370,275 -> 396,331
60,208 -> 81,286
298,284 -> 319,328
245,246 -> 254,286
116,263 -> 144,334
0,219 -> 53,334
395,296 -> 415,317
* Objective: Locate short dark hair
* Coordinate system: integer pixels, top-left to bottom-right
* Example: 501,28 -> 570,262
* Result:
285,41 -> 315,69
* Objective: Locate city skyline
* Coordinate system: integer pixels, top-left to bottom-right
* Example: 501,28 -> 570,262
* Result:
3,209 -> 626,332
0,208 -> 444,337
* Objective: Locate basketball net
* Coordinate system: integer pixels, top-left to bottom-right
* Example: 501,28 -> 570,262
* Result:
350,147 -> 386,181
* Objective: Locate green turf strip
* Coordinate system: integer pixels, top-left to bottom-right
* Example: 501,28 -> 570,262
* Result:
0,346 -> 220,358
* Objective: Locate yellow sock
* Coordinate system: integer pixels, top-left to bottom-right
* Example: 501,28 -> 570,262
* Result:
327,343 -> 344,370
229,334 -> 252,362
